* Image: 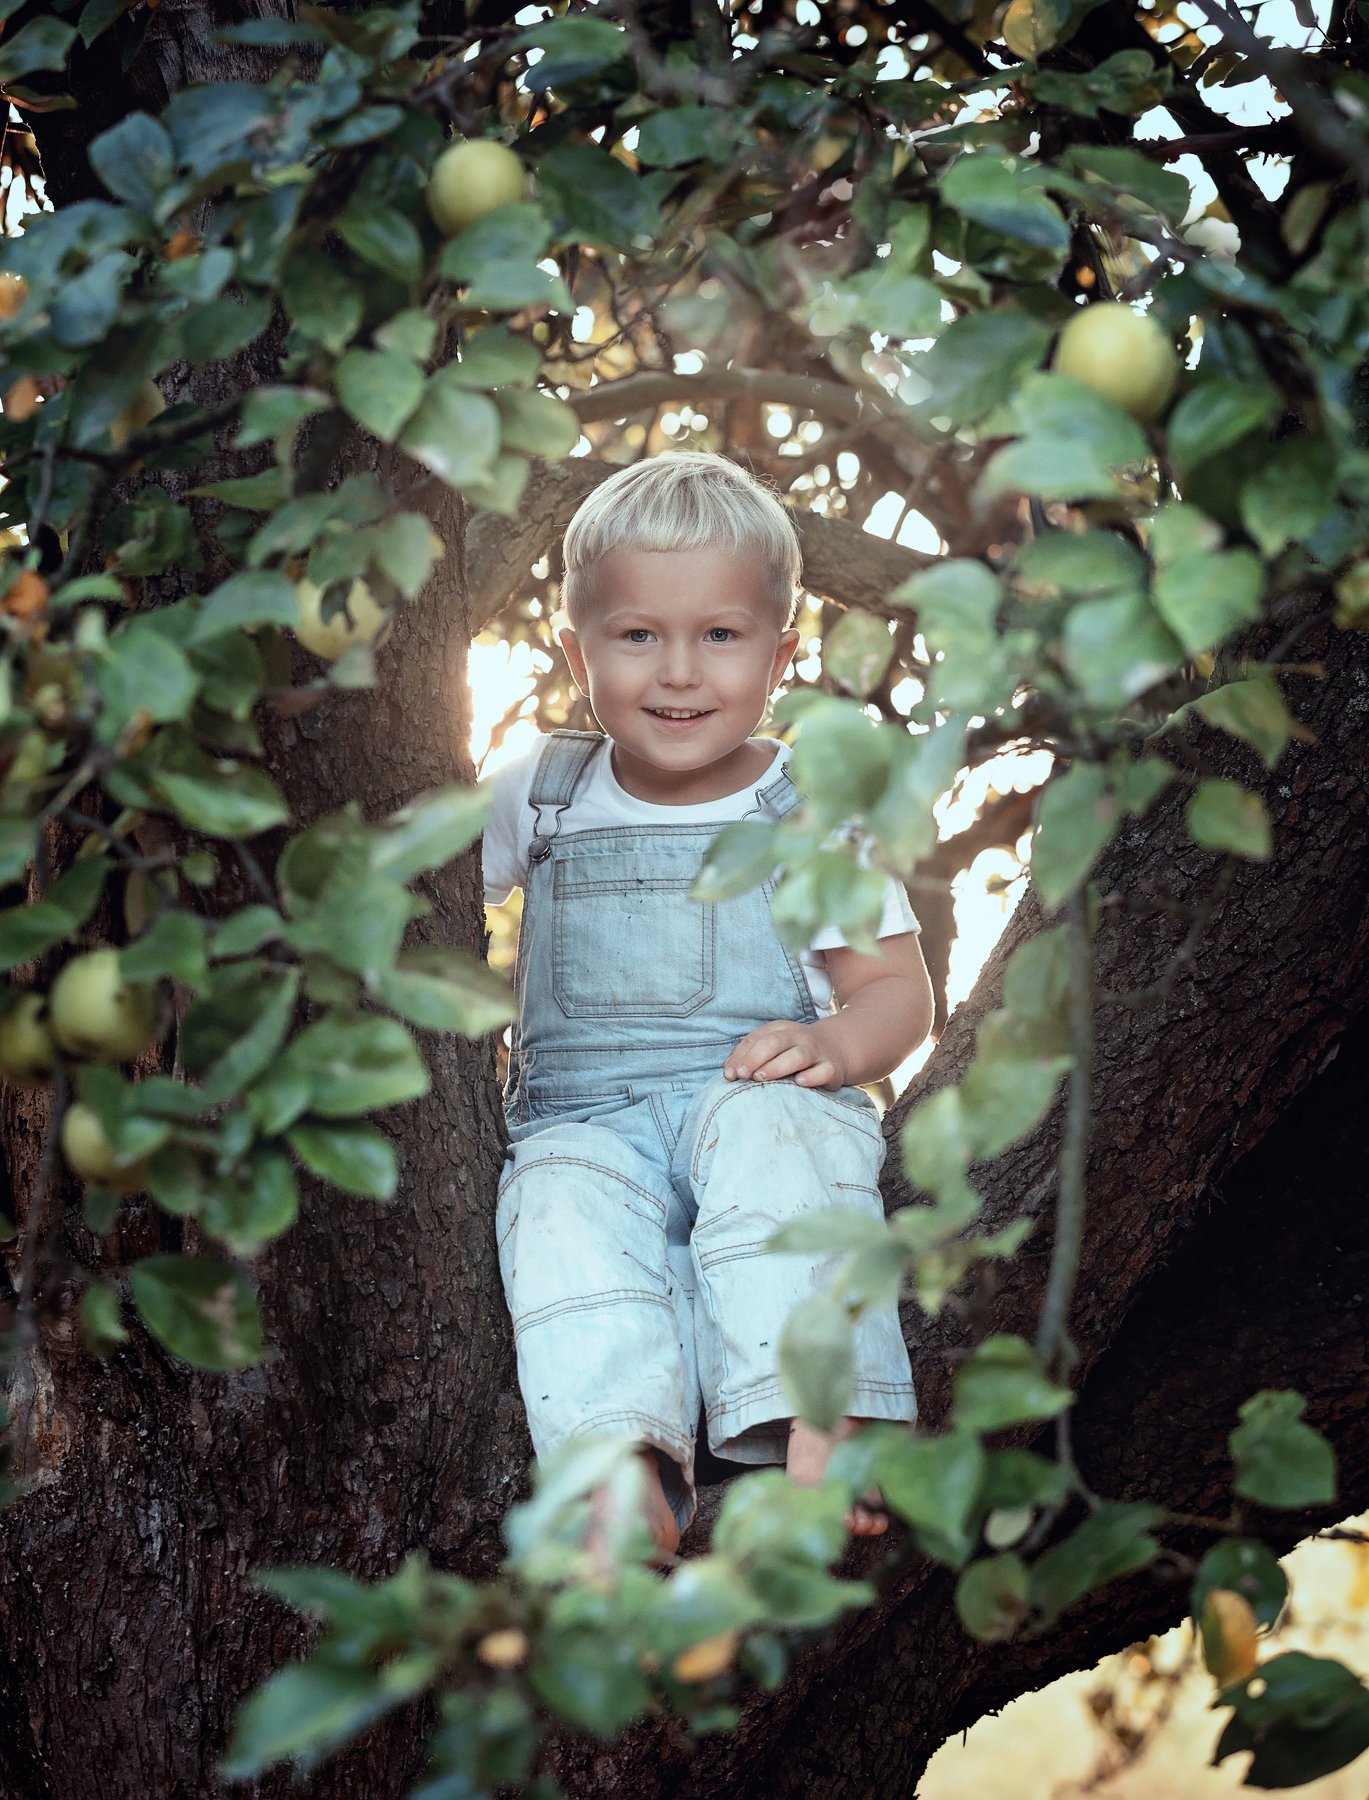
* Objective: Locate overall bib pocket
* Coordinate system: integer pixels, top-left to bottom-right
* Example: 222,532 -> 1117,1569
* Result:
552,856 -> 717,1018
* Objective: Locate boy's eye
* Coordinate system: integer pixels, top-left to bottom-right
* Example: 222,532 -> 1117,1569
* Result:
706,627 -> 736,643
624,628 -> 652,643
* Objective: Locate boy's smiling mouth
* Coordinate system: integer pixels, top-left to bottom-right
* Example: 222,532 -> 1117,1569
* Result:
646,707 -> 713,721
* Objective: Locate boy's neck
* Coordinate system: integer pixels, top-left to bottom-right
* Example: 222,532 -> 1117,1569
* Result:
607,736 -> 779,806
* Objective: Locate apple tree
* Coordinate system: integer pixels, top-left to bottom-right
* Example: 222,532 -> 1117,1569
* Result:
0,0 -> 1365,1796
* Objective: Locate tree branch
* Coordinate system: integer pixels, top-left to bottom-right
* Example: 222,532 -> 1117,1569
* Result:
464,461 -> 933,635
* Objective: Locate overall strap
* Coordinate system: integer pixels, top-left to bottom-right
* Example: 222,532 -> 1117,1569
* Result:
751,755 -> 805,822
526,730 -> 605,863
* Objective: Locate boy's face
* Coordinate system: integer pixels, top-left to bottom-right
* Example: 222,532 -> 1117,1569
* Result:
559,545 -> 801,803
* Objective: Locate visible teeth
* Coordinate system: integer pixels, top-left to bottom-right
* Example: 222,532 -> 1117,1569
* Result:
653,709 -> 706,718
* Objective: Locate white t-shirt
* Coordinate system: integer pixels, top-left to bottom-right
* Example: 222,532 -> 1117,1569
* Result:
481,736 -> 920,1014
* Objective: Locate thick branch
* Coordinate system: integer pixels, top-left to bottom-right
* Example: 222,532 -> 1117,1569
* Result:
466,461 -> 932,633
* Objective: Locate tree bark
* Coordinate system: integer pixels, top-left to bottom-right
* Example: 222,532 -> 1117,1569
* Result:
3,11 -> 1368,1799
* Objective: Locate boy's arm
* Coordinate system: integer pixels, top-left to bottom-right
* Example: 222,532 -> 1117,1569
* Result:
723,931 -> 935,1091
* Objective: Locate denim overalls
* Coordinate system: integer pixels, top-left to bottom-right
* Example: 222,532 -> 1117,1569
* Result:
495,730 -> 917,1529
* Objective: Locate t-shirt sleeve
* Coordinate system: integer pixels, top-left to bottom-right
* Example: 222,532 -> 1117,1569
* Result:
481,751 -> 537,905
808,873 -> 920,952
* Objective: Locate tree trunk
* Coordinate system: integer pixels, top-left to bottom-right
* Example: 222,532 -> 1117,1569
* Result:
3,12 -> 1368,1797
0,10 -> 524,1797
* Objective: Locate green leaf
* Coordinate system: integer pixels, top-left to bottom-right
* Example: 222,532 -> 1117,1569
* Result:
336,201 -> 423,283
193,570 -> 300,640
1031,48 -> 1170,117
1064,146 -> 1191,223
438,204 -> 565,311
1031,763 -> 1119,910
953,1335 -> 1072,1432
373,309 -> 437,363
941,156 -> 1069,250
981,1448 -> 1070,1510
368,514 -> 443,601
493,388 -> 581,458
95,620 -> 200,742
281,248 -> 363,354
222,1662 -> 395,1780
986,374 -> 1149,501
778,1291 -> 853,1432
511,13 -> 627,84
958,1011 -> 1071,1159
182,967 -> 300,1105
1214,1654 -> 1369,1788
87,112 -> 174,214
767,1207 -> 890,1257
375,784 -> 491,881
0,855 -> 109,972
1185,778 -> 1271,861
376,948 -> 515,1037
530,1636 -> 651,1740
899,1085 -> 976,1205
121,912 -> 208,987
234,386 -> 330,456
877,1429 -> 986,1566
1152,548 -> 1263,657
690,820 -> 781,903
445,326 -> 542,389
398,377 -> 501,490
212,905 -> 282,959
153,761 -> 289,841
79,1279 -> 128,1353
50,249 -> 133,349
1239,437 -> 1339,557
955,1554 -> 1029,1641
1187,672 -> 1302,769
287,1120 -> 398,1200
1029,1501 -> 1164,1627
1167,380 -> 1276,478
1230,1391 -> 1336,1508
0,16 -> 76,83
337,348 -> 425,443
822,610 -> 895,697
281,1014 -> 429,1118
1193,1539 -> 1288,1630
129,1254 -> 264,1371
535,143 -> 660,252
1061,590 -> 1181,708
909,311 -> 1051,429
636,104 -> 727,167
206,1146 -> 298,1254
192,470 -> 288,512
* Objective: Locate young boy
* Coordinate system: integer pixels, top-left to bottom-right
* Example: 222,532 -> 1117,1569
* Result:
482,452 -> 934,1559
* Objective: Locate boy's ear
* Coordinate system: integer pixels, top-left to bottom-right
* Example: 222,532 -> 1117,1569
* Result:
559,625 -> 589,694
770,627 -> 801,688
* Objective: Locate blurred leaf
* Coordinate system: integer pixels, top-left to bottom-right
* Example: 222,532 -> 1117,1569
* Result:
1186,672 -> 1304,769
88,112 -> 174,213
778,1291 -> 853,1432
377,947 -> 515,1036
511,13 -> 627,85
398,377 -> 501,490
822,610 -> 895,696
0,856 -> 109,972
223,1662 -> 395,1780
281,1014 -> 429,1117
878,1429 -> 985,1565
130,1254 -> 263,1370
1186,779 -> 1271,861
1230,1391 -> 1336,1507
337,200 -> 423,282
909,311 -> 1051,428
941,155 -> 1068,249
1032,763 -> 1119,910
953,1335 -> 1072,1431
288,1120 -> 397,1199
1029,1501 -> 1164,1627
1152,548 -> 1263,658
1193,1539 -> 1288,1630
956,1554 -> 1029,1641
375,784 -> 491,881
691,820 -> 781,903
986,375 -> 1148,501
1167,380 -> 1276,478
121,911 -> 208,987
335,349 -> 424,443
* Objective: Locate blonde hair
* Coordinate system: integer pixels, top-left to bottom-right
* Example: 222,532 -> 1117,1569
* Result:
561,452 -> 801,631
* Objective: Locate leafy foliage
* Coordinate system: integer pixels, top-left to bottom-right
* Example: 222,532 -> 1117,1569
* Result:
0,0 -> 1363,1790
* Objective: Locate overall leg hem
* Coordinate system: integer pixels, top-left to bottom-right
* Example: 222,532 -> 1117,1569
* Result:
561,1412 -> 698,1533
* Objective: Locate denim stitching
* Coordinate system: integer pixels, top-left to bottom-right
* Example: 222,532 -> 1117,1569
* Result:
514,1289 -> 675,1336
503,1156 -> 668,1220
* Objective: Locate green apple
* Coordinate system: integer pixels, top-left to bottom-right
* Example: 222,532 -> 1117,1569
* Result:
0,991 -> 56,1086
1053,303 -> 1178,424
426,138 -> 528,237
61,1102 -> 146,1192
294,576 -> 389,662
109,379 -> 167,452
50,949 -> 158,1063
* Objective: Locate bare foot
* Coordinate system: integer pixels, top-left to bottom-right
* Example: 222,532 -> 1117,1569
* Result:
587,1446 -> 681,1571
787,1417 -> 888,1537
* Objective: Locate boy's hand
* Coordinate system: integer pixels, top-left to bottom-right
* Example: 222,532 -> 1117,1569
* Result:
723,1020 -> 849,1091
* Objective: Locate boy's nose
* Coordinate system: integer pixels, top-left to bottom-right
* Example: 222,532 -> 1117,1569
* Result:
660,645 -> 701,685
